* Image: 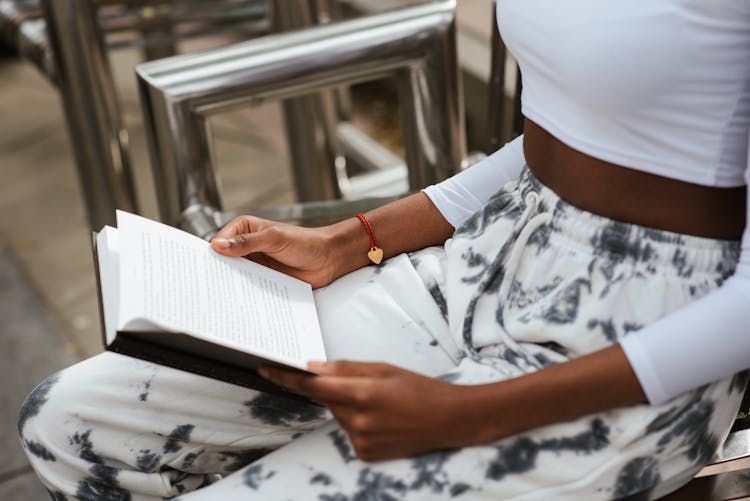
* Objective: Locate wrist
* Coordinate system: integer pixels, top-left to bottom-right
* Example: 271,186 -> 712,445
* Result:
446,377 -> 543,448
430,381 -> 516,449
460,345 -> 647,446
457,381 -> 522,446
321,217 -> 373,280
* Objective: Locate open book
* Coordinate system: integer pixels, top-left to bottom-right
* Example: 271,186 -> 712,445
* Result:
92,210 -> 326,400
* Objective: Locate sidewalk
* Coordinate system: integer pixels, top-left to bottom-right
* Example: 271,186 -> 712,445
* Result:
0,245 -> 77,499
0,57 -> 83,499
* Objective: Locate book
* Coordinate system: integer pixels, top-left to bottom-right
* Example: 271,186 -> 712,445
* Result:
92,210 -> 326,401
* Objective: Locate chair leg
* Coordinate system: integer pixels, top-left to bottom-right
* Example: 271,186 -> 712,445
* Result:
654,476 -> 717,501
40,0 -> 139,230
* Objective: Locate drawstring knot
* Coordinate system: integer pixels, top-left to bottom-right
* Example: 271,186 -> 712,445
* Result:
497,191 -> 553,301
463,189 -> 553,369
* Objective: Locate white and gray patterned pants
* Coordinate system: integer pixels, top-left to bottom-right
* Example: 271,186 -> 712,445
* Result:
18,169 -> 748,500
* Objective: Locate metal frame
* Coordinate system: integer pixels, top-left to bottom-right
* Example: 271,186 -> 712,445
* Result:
136,0 -> 465,237
41,0 -> 139,230
13,0 -> 271,230
485,0 -> 522,153
269,0 -> 343,204
13,0 -> 406,231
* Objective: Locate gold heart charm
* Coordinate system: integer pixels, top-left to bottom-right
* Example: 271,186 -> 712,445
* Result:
368,246 -> 384,265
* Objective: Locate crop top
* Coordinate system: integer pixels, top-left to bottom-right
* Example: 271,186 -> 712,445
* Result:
423,1 -> 750,405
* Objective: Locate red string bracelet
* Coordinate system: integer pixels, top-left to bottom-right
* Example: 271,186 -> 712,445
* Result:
355,213 -> 383,265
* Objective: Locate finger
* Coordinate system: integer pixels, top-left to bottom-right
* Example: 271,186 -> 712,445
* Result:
261,367 -> 375,406
259,366 -> 329,398
210,232 -> 254,255
353,437 -> 435,463
324,405 -> 359,429
211,227 -> 285,257
309,360 -> 394,378
259,367 -> 324,398
213,216 -> 256,240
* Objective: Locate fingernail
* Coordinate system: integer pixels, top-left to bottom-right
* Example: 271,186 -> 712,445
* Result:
213,238 -> 231,248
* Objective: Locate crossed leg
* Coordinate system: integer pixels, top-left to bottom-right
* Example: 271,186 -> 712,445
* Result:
18,254 -> 458,500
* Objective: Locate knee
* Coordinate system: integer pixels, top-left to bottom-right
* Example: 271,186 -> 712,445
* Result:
17,361 -> 136,499
18,371 -> 66,439
17,370 -> 74,476
17,360 -> 95,459
18,354 -> 120,443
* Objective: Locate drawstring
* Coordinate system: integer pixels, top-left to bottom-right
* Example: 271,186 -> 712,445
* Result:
462,189 -> 552,368
497,191 -> 553,302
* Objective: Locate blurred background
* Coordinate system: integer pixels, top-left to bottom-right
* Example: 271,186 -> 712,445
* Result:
1,1 -> 518,497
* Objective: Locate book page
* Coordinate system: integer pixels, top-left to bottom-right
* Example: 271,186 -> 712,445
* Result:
96,226 -> 120,346
115,211 -> 325,369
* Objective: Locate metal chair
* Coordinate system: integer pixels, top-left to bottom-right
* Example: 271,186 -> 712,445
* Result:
136,0 -> 465,238
2,0 -> 443,231
485,0 -> 522,153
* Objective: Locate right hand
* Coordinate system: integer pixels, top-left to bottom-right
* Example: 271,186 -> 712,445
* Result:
210,215 -> 339,288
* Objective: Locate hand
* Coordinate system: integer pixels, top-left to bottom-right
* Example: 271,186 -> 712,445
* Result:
260,361 -> 477,461
210,215 -> 338,288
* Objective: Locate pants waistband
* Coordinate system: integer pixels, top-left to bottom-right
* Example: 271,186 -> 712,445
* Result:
513,167 -> 740,275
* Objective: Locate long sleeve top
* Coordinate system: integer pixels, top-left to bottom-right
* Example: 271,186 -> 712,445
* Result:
423,1 -> 750,405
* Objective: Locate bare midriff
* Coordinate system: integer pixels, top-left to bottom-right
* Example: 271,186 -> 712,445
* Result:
524,119 -> 747,240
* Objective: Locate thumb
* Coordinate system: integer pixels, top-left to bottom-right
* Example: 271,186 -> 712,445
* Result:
211,229 -> 281,257
309,360 -> 392,377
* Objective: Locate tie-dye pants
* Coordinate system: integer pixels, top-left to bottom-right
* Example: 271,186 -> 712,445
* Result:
18,168 -> 748,500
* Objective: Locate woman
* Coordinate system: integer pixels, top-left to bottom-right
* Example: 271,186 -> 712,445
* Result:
18,1 -> 750,499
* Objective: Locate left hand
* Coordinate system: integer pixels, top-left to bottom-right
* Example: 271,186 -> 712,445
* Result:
259,361 -> 475,461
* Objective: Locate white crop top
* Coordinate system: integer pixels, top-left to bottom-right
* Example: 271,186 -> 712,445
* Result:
423,1 -> 750,405
502,0 -> 750,187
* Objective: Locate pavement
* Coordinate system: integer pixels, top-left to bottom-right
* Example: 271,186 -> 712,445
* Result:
0,246 -> 77,499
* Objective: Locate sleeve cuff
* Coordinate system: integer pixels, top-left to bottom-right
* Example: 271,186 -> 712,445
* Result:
620,336 -> 671,405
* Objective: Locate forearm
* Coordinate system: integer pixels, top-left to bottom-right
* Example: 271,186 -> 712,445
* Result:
323,136 -> 526,280
460,344 -> 647,446
324,192 -> 454,280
